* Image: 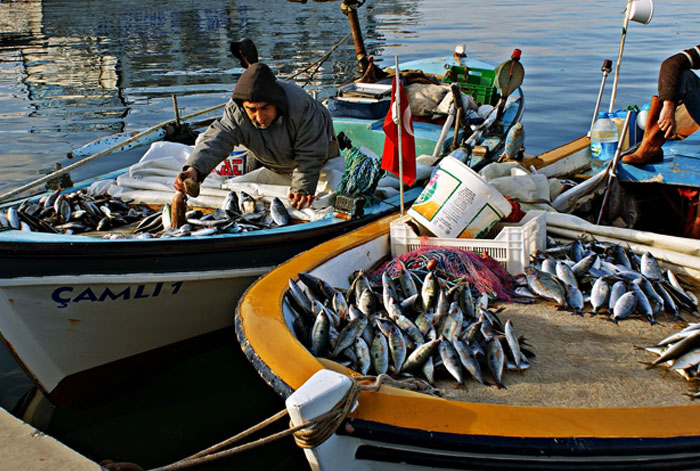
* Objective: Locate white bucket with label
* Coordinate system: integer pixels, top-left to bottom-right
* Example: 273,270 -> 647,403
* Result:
408,156 -> 512,239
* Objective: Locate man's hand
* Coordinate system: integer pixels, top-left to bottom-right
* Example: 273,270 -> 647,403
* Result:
288,191 -> 316,210
659,100 -> 677,138
174,167 -> 199,193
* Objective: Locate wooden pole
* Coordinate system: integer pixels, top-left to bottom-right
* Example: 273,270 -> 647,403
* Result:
341,0 -> 368,69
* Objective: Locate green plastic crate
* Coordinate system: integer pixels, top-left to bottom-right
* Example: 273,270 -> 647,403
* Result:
442,65 -> 497,105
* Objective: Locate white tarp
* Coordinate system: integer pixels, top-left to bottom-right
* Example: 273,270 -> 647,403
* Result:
545,212 -> 700,280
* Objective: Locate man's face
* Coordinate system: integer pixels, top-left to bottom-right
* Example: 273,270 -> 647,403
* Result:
243,100 -> 278,129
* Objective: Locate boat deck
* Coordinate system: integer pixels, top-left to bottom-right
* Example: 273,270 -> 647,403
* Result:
607,130 -> 700,188
436,297 -> 700,408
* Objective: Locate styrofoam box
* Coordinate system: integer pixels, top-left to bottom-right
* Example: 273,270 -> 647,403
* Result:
390,210 -> 547,275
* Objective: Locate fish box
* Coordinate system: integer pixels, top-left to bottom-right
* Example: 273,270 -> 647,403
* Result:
442,65 -> 497,105
390,210 -> 546,275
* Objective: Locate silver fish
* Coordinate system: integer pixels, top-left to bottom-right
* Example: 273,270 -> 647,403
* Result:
387,322 -> 407,373
571,253 -> 597,278
612,291 -> 637,322
641,252 -> 663,281
311,311 -> 330,356
161,203 -> 172,231
438,339 -> 464,384
270,197 -> 289,226
7,207 -> 20,229
239,191 -> 256,214
556,261 -> 578,289
504,319 -> 522,371
287,279 -> 313,317
590,277 -> 610,313
453,339 -> 488,385
370,331 -> 389,375
486,338 -> 506,389
354,337 -> 371,375
222,191 -> 239,214
608,281 -> 627,312
403,338 -> 440,372
397,268 -> 418,299
421,272 -> 438,312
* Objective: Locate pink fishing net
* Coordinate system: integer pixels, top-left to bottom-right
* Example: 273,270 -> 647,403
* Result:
371,246 -> 514,301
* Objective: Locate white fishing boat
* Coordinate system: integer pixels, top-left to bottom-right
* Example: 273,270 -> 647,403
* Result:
0,47 -> 525,407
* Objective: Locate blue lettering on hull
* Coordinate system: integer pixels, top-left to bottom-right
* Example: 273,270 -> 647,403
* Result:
51,282 -> 179,309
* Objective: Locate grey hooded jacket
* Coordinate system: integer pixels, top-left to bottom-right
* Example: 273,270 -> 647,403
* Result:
184,63 -> 337,195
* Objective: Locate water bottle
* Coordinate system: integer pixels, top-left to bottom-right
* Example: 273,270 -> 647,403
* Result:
590,112 -> 619,160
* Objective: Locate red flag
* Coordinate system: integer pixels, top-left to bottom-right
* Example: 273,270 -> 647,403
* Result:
381,76 -> 416,186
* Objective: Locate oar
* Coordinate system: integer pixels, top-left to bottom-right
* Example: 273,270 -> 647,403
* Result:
0,103 -> 225,203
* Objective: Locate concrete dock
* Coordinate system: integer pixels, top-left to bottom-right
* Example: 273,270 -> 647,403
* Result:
0,407 -> 101,470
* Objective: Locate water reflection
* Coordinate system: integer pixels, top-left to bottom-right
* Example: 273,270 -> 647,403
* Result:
0,0 -> 421,190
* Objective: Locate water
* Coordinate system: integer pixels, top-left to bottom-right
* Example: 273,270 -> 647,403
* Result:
1,0 -> 699,468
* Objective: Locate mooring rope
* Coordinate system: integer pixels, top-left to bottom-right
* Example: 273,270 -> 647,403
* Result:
142,374 -> 403,471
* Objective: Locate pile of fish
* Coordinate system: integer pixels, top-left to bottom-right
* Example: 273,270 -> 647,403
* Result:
1,188 -> 291,239
285,268 -> 534,390
643,323 -> 700,399
0,188 -> 155,235
520,237 -> 699,323
131,190 -> 291,239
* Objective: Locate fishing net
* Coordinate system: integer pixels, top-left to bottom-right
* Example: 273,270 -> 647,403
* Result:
370,246 -> 514,301
336,147 -> 384,202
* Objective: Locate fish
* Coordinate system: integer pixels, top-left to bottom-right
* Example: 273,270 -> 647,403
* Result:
611,291 -> 637,322
370,331 -> 390,375
590,277 -> 610,313
438,339 -> 464,384
421,272 -> 438,312
640,252 -> 663,281
486,338 -> 506,389
403,338 -> 441,372
387,322 -> 407,373
311,311 -> 330,356
239,191 -> 256,214
556,261 -> 578,289
222,191 -> 239,215
504,320 -> 522,371
270,197 -> 289,226
453,339 -> 489,385
354,337 -> 371,375
524,267 -> 566,307
170,191 -> 187,229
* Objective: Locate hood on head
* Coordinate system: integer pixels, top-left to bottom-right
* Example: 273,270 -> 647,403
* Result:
232,63 -> 288,115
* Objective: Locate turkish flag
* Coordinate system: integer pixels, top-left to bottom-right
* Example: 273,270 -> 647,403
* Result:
381,76 -> 416,186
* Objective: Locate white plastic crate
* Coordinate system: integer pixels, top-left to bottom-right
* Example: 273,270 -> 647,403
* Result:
390,210 -> 547,275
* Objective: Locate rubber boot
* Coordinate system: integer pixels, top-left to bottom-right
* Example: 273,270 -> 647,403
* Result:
622,96 -> 665,166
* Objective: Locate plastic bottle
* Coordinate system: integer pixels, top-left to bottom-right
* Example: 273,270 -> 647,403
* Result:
590,112 -> 619,160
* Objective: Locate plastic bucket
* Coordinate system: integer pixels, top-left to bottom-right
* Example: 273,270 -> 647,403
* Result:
408,156 -> 512,239
628,0 -> 654,24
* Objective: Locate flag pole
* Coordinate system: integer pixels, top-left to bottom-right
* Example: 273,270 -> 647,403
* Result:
394,55 -> 404,215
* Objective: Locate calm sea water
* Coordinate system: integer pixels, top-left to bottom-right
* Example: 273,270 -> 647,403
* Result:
1,0 -> 699,468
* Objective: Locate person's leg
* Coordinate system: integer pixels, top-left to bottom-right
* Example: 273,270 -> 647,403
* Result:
674,70 -> 700,138
622,96 -> 665,165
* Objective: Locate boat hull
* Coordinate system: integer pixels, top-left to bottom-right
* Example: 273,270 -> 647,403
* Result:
236,216 -> 700,471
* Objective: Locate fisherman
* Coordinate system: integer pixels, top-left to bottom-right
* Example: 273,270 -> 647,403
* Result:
174,62 -> 339,209
622,45 -> 700,166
